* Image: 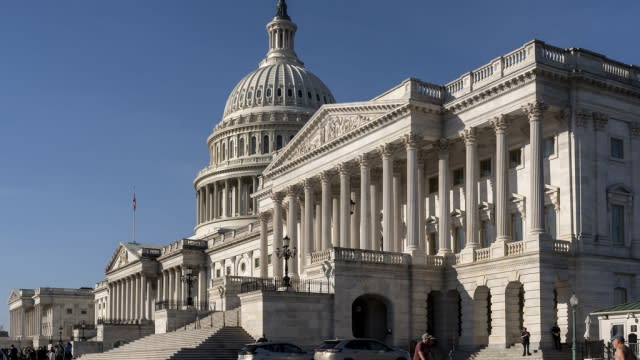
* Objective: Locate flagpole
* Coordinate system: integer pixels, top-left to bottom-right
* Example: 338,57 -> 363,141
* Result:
132,190 -> 137,244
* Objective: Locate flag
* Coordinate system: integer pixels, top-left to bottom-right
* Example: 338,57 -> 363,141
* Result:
132,193 -> 137,211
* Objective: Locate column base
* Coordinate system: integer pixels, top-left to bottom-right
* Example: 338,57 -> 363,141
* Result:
405,248 -> 426,264
490,239 -> 508,258
459,247 -> 476,264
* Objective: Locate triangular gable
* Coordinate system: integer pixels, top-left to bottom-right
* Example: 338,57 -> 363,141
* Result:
263,100 -> 407,176
105,243 -> 142,273
8,289 -> 23,304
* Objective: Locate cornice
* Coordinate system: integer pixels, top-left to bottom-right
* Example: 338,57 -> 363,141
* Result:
208,121 -> 307,144
194,163 -> 268,187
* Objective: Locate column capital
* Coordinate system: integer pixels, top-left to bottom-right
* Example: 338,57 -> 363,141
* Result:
491,115 -> 510,133
522,101 -> 548,122
593,112 -> 609,131
259,211 -> 271,223
271,192 -> 285,203
436,138 -> 450,155
459,127 -> 478,145
302,178 -> 317,191
402,132 -> 423,149
286,185 -> 302,198
337,163 -> 354,176
377,143 -> 397,159
358,154 -> 374,167
576,109 -> 591,128
320,170 -> 334,183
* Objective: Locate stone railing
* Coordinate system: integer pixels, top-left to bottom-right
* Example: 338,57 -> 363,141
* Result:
197,155 -> 272,177
474,248 -> 491,262
310,247 -> 409,265
506,241 -> 524,256
410,78 -> 444,102
425,255 -> 445,268
444,40 -> 640,101
553,240 -> 572,253
161,239 -> 208,256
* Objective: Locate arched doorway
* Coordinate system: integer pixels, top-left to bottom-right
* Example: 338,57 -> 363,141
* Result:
506,282 -> 525,345
352,295 -> 388,341
473,286 -> 492,346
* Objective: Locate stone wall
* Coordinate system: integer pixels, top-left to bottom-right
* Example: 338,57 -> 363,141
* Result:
239,290 -> 333,348
96,324 -> 154,351
154,309 -> 200,334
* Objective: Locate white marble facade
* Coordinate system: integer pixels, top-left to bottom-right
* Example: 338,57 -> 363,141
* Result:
9,0 -> 640,353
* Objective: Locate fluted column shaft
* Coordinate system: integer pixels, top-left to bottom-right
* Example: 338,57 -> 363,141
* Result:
321,173 -> 332,250
370,175 -> 381,251
303,181 -> 314,260
437,140 -> 452,253
493,117 -> 511,242
392,171 -> 402,252
223,179 -> 229,217
287,188 -> 299,278
417,161 -> 425,252
359,156 -> 372,250
339,167 -> 351,248
381,145 -> 394,251
524,102 -> 547,235
405,134 -> 420,253
213,182 -> 218,219
332,195 -> 340,247
259,213 -> 269,278
272,194 -> 284,277
463,128 -> 479,249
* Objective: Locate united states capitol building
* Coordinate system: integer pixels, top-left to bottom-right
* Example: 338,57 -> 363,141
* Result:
8,1 -> 640,357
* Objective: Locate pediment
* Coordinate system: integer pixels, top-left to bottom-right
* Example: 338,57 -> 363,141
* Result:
105,243 -> 142,273
8,289 -> 22,304
264,101 -> 407,176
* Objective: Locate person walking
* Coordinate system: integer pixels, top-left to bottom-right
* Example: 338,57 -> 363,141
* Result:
611,335 -> 637,360
521,327 -> 532,356
413,333 -> 434,360
551,323 -> 561,350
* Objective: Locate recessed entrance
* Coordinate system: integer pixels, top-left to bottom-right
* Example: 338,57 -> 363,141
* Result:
352,294 -> 388,341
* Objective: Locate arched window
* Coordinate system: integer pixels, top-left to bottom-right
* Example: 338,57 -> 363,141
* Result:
250,136 -> 257,155
262,135 -> 270,154
276,135 -> 283,150
238,138 -> 245,157
229,140 -> 234,158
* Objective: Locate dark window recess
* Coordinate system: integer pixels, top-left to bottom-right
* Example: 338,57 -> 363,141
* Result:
277,88 -> 282,97
480,159 -> 492,177
509,149 -> 522,168
453,168 -> 464,186
611,138 -> 624,159
428,176 -> 438,194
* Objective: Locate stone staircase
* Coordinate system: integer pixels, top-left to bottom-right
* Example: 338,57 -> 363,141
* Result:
80,309 -> 254,360
462,345 -> 573,360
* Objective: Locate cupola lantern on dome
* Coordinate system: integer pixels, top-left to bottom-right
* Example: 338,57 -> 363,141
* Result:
275,0 -> 291,21
262,0 -> 301,67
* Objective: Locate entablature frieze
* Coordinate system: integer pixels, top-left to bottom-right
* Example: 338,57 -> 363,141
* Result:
208,120 -> 306,144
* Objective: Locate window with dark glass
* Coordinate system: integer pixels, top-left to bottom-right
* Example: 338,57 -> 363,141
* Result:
238,138 -> 245,157
216,269 -> 221,278
226,267 -> 231,275
511,213 -> 523,241
480,220 -> 492,247
509,148 -> 522,169
250,136 -> 257,155
277,88 -> 282,97
453,168 -> 464,186
611,137 -> 624,159
611,205 -> 624,245
276,135 -> 283,150
428,176 -> 438,194
266,88 -> 272,97
254,258 -> 260,268
480,159 -> 492,178
263,135 -> 270,154
229,140 -> 234,158
543,137 -> 555,157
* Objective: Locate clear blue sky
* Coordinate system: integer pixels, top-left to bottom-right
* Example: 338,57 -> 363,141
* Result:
1,0 -> 638,330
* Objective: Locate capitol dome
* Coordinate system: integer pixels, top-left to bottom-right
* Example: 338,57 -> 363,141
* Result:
193,0 -> 334,236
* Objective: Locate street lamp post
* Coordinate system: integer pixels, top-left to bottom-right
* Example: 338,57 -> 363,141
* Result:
276,235 -> 297,288
181,267 -> 198,307
570,294 -> 579,360
81,320 -> 86,341
58,326 -> 63,345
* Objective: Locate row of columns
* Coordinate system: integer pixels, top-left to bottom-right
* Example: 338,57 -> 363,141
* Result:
156,266 -> 207,307
108,273 -> 153,321
259,101 -> 549,273
9,305 -> 43,339
196,176 -> 258,225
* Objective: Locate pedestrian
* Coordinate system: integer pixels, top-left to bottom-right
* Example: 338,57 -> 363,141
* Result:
9,345 -> 17,360
521,327 -> 532,356
63,343 -> 72,360
551,323 -> 561,350
413,333 -> 433,360
611,335 -> 637,360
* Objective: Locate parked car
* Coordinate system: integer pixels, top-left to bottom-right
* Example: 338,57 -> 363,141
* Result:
238,341 -> 313,360
314,339 -> 410,360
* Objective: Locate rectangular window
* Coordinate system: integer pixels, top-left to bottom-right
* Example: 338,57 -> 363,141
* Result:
268,254 -> 272,265
511,213 -> 523,241
543,137 -> 555,157
452,168 -> 464,186
226,267 -> 231,275
509,149 -> 522,169
428,176 -> 438,194
544,205 -> 557,240
215,269 -> 221,278
480,159 -> 492,178
455,226 -> 465,252
611,137 -> 624,159
611,205 -> 624,245
66,309 -> 73,315
254,258 -> 260,268
81,309 -> 87,315
480,220 -> 492,247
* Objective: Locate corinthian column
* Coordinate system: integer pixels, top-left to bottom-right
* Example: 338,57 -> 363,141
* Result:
461,127 -> 479,249
272,192 -> 285,278
286,186 -> 299,278
379,144 -> 394,251
259,212 -> 269,278
359,155 -> 372,250
338,164 -> 351,248
437,139 -> 452,254
523,101 -> 549,238
320,172 -> 332,250
492,116 -> 511,244
404,133 -> 423,259
303,180 -> 314,261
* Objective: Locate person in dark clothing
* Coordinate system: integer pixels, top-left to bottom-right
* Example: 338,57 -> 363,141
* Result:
551,323 -> 561,350
521,327 -> 532,356
9,345 -> 18,360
